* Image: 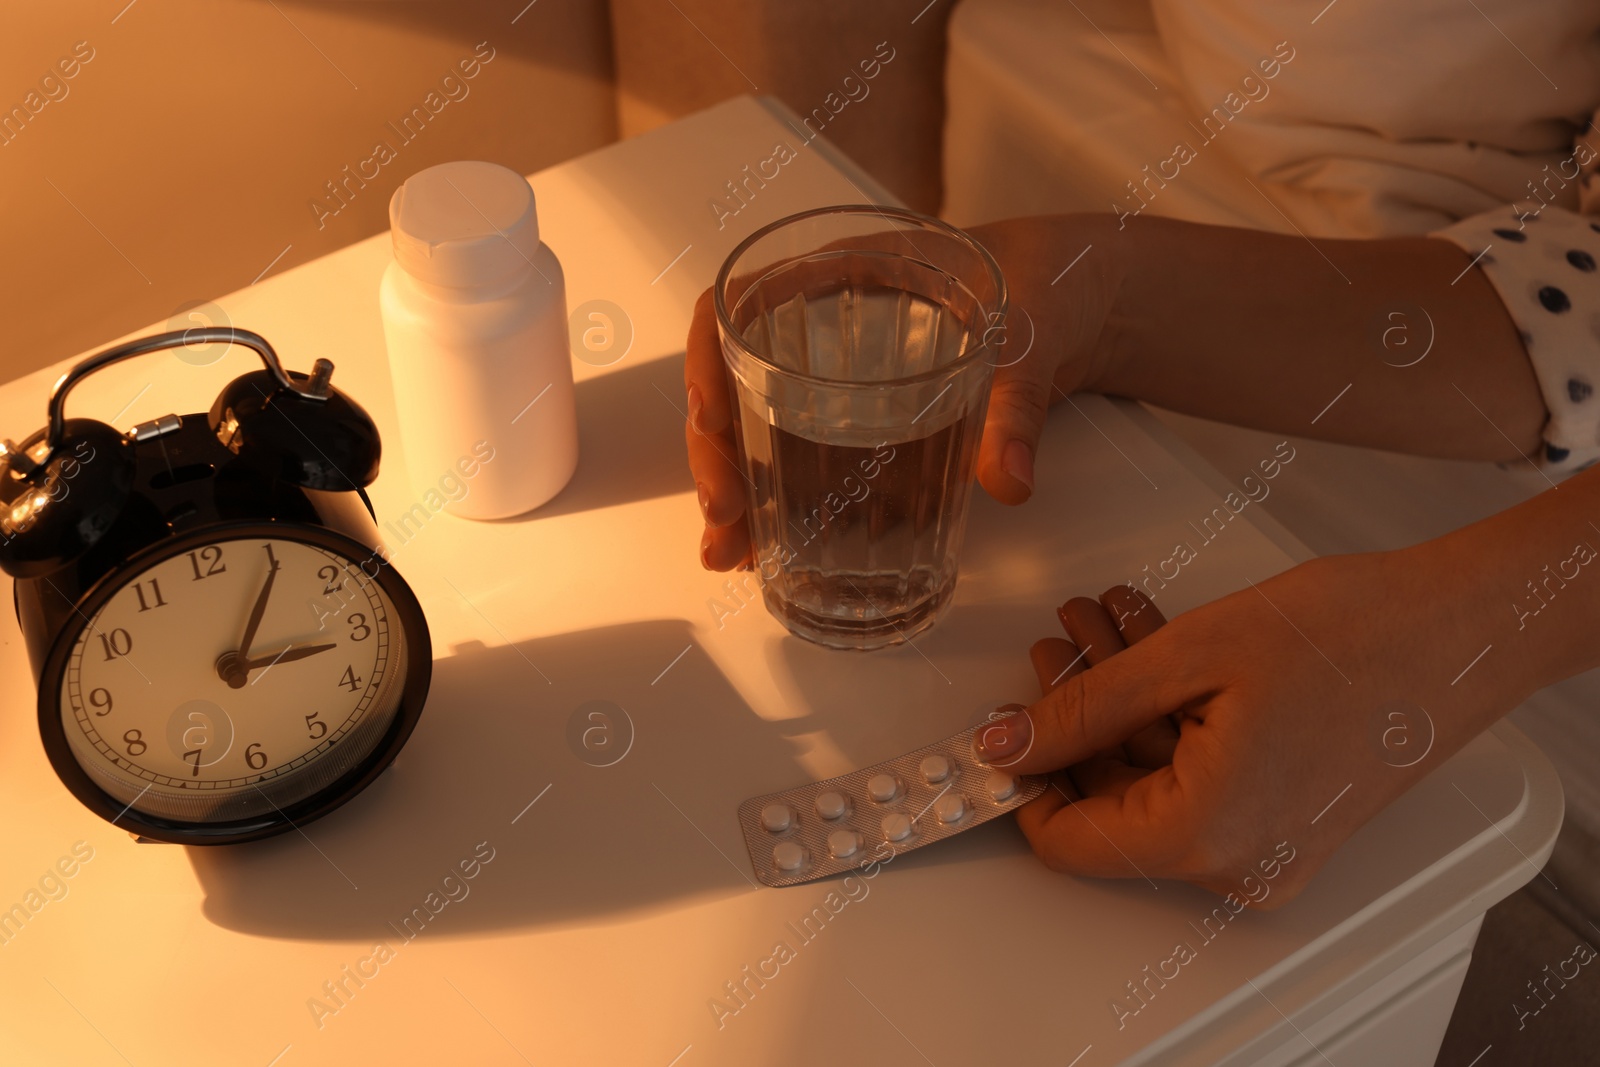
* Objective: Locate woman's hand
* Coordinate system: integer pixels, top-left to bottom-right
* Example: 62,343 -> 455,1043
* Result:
1021,585 -> 1181,780
683,215 -> 1123,569
981,548 -> 1528,906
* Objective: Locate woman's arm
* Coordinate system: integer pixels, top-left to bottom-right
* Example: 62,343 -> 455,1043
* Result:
1068,214 -> 1547,461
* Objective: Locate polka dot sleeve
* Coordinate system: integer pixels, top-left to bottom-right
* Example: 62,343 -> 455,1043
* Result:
1436,206 -> 1600,475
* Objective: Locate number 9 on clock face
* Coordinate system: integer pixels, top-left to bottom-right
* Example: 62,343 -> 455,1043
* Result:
40,528 -> 428,839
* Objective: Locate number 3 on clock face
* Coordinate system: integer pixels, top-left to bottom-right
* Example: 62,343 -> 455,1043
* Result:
50,531 -> 418,830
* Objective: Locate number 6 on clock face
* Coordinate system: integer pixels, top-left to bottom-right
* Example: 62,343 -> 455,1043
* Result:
40,525 -> 429,838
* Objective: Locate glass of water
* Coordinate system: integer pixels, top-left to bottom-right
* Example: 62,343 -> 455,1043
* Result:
714,205 -> 1008,650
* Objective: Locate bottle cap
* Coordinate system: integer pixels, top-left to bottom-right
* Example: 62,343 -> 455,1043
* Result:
388,161 -> 539,288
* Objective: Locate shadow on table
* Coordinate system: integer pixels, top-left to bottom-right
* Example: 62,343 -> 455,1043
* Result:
493,352 -> 694,522
188,619 -> 815,940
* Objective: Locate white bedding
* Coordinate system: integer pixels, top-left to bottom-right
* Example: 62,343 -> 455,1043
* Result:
944,0 -> 1599,234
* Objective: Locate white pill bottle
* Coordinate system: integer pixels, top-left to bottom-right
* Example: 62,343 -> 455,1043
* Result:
380,160 -> 578,519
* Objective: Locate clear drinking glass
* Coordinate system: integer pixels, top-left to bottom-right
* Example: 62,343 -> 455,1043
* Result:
714,205 -> 1008,651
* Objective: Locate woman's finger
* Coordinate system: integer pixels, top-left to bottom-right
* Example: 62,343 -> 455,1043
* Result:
1029,637 -> 1090,694
975,345 -> 1058,507
685,418 -> 751,571
1012,772 -> 1081,848
1101,584 -> 1167,640
1057,596 -> 1129,665
684,288 -> 752,567
1122,715 -> 1180,770
1053,598 -> 1130,761
1099,585 -> 1180,768
1014,771 -> 1185,880
699,512 -> 751,571
684,420 -> 747,529
685,288 -> 734,437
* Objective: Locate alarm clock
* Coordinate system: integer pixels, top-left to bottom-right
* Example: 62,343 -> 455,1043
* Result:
0,328 -> 431,845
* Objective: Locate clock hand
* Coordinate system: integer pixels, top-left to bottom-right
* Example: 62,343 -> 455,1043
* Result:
218,637 -> 335,689
244,642 -> 338,673
237,558 -> 281,662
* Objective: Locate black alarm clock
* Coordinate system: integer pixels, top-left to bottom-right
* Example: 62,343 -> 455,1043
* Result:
0,328 -> 431,845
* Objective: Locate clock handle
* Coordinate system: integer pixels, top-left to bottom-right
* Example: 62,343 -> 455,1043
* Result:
37,328 -> 331,469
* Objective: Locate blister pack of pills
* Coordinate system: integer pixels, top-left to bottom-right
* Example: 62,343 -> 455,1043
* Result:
737,722 -> 1049,887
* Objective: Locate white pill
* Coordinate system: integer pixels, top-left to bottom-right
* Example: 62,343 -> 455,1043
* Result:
760,803 -> 794,834
867,773 -> 900,803
815,791 -> 849,821
987,770 -> 1018,803
919,754 -> 951,783
773,840 -> 807,872
935,793 -> 968,824
828,829 -> 861,859
881,813 -> 913,842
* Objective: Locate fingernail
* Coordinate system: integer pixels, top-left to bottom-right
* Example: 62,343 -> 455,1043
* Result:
700,528 -> 713,569
1102,585 -> 1140,620
974,705 -> 1033,765
1056,601 -> 1073,628
696,482 -> 712,522
687,384 -> 704,434
1002,439 -> 1034,491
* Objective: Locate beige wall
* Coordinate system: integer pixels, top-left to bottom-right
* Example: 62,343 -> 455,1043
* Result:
609,0 -> 951,214
0,0 -> 615,382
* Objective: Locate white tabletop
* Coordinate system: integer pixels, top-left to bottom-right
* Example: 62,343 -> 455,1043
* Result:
0,96 -> 1562,1067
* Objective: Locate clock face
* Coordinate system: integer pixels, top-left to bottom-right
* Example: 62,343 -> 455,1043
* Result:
54,534 -> 411,826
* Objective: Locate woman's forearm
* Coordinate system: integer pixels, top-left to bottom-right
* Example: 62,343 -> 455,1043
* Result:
1083,215 -> 1547,462
1417,461 -> 1600,715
